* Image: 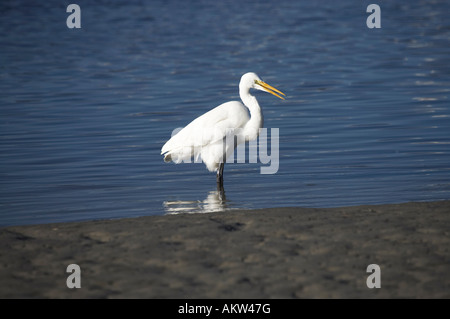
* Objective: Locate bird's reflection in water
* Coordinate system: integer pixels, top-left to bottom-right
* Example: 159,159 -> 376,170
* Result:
163,187 -> 229,214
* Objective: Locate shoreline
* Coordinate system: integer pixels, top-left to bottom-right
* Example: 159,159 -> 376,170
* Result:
1,200 -> 449,298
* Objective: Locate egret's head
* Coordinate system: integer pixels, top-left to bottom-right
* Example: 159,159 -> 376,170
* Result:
240,72 -> 286,100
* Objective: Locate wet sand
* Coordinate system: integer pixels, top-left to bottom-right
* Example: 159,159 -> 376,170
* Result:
1,200 -> 449,298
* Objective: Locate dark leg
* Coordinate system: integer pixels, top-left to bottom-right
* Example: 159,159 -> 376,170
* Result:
217,183 -> 226,201
216,162 -> 224,188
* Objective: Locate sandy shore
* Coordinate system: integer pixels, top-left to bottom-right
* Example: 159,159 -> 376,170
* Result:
1,200 -> 449,298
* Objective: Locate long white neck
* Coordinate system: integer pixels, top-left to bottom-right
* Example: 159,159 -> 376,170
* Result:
240,86 -> 263,141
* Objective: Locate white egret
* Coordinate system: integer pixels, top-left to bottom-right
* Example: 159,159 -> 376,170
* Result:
161,72 -> 285,187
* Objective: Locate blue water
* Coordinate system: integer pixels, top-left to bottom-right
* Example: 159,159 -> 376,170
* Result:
1,0 -> 449,226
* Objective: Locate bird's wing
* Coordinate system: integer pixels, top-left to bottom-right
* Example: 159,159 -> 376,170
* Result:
161,101 -> 249,161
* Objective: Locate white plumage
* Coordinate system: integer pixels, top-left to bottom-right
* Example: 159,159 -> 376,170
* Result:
161,101 -> 250,171
161,72 -> 285,185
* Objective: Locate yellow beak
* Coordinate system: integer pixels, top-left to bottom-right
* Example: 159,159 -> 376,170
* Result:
256,80 -> 286,100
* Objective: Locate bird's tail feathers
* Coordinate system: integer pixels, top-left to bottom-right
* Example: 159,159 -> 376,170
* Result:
162,145 -> 199,165
163,153 -> 172,162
